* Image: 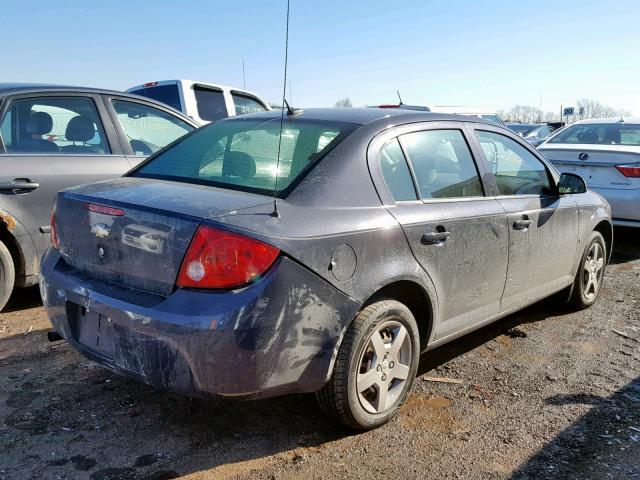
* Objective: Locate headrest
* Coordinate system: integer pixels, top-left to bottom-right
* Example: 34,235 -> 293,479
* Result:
222,151 -> 256,178
25,112 -> 53,135
65,116 -> 96,142
603,127 -> 621,144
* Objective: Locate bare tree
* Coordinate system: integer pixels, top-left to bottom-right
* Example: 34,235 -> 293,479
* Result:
505,105 -> 543,123
576,98 -> 630,119
334,97 -> 353,108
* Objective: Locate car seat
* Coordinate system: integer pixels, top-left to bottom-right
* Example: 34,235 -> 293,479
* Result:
62,116 -> 103,154
19,112 -> 59,153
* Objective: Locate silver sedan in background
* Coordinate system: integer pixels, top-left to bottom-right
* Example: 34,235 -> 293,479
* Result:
539,117 -> 640,227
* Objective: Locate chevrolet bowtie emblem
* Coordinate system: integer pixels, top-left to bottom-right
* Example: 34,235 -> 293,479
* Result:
91,223 -> 111,238
578,152 -> 589,160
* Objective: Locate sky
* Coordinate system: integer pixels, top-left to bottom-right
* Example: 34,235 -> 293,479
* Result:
2,0 -> 639,115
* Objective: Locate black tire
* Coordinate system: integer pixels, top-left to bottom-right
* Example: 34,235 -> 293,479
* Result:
569,231 -> 607,310
0,240 -> 15,312
316,299 -> 420,430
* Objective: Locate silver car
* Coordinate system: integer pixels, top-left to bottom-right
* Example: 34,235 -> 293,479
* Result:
0,84 -> 199,311
539,117 -> 640,227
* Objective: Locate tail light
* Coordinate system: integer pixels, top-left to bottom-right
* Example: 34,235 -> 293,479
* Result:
50,211 -> 59,249
616,163 -> 640,178
177,225 -> 280,289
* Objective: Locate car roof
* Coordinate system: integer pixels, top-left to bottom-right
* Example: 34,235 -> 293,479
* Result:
0,83 -> 138,97
571,116 -> 640,125
234,107 -> 498,127
0,83 -> 198,125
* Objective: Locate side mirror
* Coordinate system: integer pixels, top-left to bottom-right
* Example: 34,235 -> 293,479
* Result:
558,172 -> 587,194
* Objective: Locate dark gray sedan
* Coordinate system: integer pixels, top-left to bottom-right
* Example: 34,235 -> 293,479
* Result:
0,84 -> 198,311
41,108 -> 612,430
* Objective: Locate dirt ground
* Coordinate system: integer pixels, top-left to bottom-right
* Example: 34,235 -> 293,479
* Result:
1,228 -> 638,480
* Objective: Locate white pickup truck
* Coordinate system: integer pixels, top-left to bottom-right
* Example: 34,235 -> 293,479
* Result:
127,79 -> 271,124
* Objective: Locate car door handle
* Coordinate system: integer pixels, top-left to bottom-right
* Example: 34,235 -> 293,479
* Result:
513,218 -> 532,230
421,231 -> 451,245
0,179 -> 40,193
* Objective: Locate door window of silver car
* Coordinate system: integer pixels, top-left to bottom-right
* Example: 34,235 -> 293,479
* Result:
399,129 -> 483,199
193,86 -> 227,122
476,130 -> 554,196
111,100 -> 193,156
378,139 -> 417,201
231,93 -> 267,116
0,97 -> 110,154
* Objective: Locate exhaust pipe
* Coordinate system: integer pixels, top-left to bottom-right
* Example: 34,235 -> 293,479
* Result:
47,331 -> 63,342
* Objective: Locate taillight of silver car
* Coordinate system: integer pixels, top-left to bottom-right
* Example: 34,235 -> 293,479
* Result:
615,163 -> 640,178
177,225 -> 280,289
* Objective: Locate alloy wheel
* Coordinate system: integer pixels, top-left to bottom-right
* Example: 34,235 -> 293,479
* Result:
356,320 -> 412,414
583,242 -> 605,300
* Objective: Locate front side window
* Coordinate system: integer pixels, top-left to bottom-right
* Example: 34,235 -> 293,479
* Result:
132,117 -> 356,195
379,139 -> 417,201
111,100 -> 193,156
476,130 -> 553,196
193,86 -> 227,122
232,93 -> 267,116
548,123 -> 640,146
0,96 -> 109,154
399,129 -> 483,199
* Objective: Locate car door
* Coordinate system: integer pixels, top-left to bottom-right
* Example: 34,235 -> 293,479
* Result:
0,93 -> 129,257
469,126 -> 579,310
103,96 -> 196,168
370,122 -> 509,339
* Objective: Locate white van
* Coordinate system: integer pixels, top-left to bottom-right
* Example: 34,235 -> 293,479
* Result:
429,106 -> 505,126
126,80 -> 271,124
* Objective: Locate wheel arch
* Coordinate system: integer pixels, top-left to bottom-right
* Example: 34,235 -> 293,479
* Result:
361,279 -> 436,351
593,219 -> 613,263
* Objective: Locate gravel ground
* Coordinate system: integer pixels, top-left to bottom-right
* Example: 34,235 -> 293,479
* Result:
0,228 -> 638,480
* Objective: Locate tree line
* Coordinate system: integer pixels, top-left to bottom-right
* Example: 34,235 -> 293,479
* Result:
497,98 -> 631,124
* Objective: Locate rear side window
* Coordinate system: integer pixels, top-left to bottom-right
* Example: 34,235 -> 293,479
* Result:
232,93 -> 267,116
379,139 -> 417,201
111,100 -> 193,156
132,117 -> 356,195
399,129 -> 483,199
129,84 -> 182,112
194,86 -> 227,122
476,130 -> 553,196
0,96 -> 110,155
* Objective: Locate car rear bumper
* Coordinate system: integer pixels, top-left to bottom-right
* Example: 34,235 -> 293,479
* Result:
591,187 -> 640,226
40,249 -> 361,399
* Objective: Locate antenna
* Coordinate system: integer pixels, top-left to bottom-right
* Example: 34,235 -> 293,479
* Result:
242,60 -> 246,90
397,90 -> 403,105
272,0 -> 291,218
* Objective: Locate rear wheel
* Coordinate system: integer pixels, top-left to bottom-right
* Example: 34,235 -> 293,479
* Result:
569,231 -> 606,309
316,299 -> 419,430
0,240 -> 15,312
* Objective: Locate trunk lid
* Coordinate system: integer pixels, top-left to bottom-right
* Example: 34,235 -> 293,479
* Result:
539,144 -> 640,189
55,178 -> 272,296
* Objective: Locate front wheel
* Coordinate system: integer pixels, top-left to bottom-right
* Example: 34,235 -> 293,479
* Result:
569,231 -> 607,309
316,299 -> 420,430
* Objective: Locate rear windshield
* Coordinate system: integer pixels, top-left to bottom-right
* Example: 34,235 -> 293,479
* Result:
548,123 -> 640,146
130,117 -> 357,195
130,84 -> 182,112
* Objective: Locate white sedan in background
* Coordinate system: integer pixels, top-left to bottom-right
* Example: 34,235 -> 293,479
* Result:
539,117 -> 640,227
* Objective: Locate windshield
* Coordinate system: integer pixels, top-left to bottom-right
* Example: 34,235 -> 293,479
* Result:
548,123 -> 640,146
480,115 -> 503,125
131,117 -> 357,195
508,124 -> 536,136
